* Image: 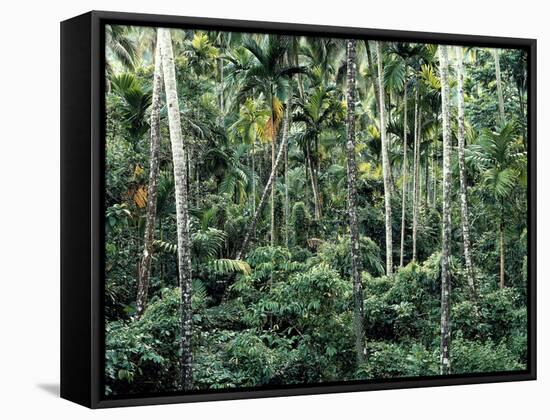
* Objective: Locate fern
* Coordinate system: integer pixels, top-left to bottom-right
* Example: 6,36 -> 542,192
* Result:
154,238 -> 251,275
200,206 -> 219,230
191,279 -> 208,310
153,239 -> 177,254
209,259 -> 252,275
383,57 -> 406,91
192,228 -> 227,261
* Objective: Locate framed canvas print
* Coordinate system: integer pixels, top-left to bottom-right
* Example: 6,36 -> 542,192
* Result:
60,11 -> 536,408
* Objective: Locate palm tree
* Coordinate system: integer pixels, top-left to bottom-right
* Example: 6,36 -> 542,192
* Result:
215,145 -> 251,205
131,27 -> 157,69
222,45 -> 255,113
455,46 -> 479,309
399,79 -> 409,267
210,31 -> 235,123
414,51 -> 443,259
240,35 -> 304,246
344,39 -> 366,366
109,73 -> 152,144
301,38 -> 345,88
136,36 -> 163,318
365,41 -> 381,115
283,100 -> 294,248
365,44 -> 431,267
375,41 -> 393,276
438,45 -> 452,375
106,24 -> 137,75
468,122 -> 525,288
493,49 -> 506,124
412,86 -> 421,262
184,32 -> 219,77
229,97 -> 270,214
382,43 -> 423,267
236,100 -> 292,260
158,28 -> 194,391
294,86 -> 341,222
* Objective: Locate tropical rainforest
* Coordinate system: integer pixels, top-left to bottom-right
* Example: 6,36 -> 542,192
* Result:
104,24 -> 529,396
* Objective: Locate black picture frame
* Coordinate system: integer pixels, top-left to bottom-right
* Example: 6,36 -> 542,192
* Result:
61,10 -> 537,409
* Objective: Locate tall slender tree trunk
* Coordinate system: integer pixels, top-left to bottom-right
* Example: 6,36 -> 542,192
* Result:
307,140 -> 322,221
493,49 -> 506,124
415,111 -> 422,245
218,57 -> 224,123
424,152 -> 429,207
237,99 -> 291,260
291,37 -> 305,99
518,84 -> 527,142
345,39 -> 366,366
375,41 -> 393,276
417,149 -> 426,208
412,88 -> 420,262
494,50 -> 507,288
399,81 -> 408,268
284,116 -> 290,248
186,151 -> 191,197
432,139 -> 437,209
439,45 -> 452,375
159,28 -> 193,391
315,136 -> 321,179
365,41 -> 381,115
136,41 -> 163,318
270,89 -> 277,247
252,143 -> 256,215
500,217 -> 505,289
456,47 -> 479,308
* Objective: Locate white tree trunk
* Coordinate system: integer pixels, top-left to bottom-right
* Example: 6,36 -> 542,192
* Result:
375,41 -> 393,276
494,49 -> 507,288
493,49 -> 506,124
412,90 -> 421,263
251,143 -> 256,215
456,47 -> 479,310
439,45 -> 452,375
345,39 -> 366,366
136,39 -> 163,318
284,124 -> 290,248
365,41 -> 381,116
159,28 -> 193,391
400,81 -> 408,268
270,91 -> 277,246
307,143 -> 322,221
500,219 -> 505,289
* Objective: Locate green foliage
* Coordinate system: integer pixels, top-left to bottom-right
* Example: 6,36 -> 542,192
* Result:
208,258 -> 252,275
356,342 -> 438,379
317,235 -> 385,278
110,73 -> 152,139
245,246 -> 301,282
105,288 -> 181,395
468,122 -> 526,199
103,26 -> 529,395
363,259 -> 440,344
480,288 -> 527,343
451,334 -> 525,374
266,264 -> 357,382
291,201 -> 310,247
105,203 -> 131,232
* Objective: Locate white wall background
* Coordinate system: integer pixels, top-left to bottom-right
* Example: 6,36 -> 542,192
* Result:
0,0 -> 547,418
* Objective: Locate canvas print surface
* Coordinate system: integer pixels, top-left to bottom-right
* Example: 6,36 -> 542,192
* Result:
104,24 -> 529,397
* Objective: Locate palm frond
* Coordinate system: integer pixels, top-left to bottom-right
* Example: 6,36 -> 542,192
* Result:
208,259 -> 252,275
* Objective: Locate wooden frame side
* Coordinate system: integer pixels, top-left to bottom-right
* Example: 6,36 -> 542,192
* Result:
60,11 -> 94,408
